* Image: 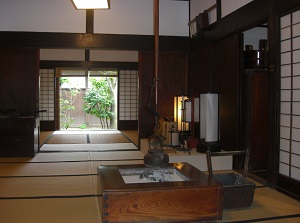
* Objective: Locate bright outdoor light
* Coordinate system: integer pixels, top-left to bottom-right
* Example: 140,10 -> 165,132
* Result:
72,0 -> 109,9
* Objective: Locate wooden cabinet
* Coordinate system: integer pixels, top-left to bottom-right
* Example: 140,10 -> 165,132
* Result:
242,69 -> 269,179
0,48 -> 40,157
0,117 -> 39,157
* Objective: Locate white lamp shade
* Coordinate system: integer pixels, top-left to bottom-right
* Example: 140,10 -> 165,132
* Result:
200,93 -> 220,142
72,0 -> 109,9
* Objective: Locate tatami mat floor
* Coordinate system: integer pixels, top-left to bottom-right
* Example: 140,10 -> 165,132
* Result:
0,150 -> 144,223
0,131 -> 300,222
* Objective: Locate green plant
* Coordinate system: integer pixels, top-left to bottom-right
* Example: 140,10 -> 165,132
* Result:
83,77 -> 116,129
79,124 -> 87,129
59,77 -> 81,129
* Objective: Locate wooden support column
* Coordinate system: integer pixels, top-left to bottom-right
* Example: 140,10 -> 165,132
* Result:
154,0 -> 159,123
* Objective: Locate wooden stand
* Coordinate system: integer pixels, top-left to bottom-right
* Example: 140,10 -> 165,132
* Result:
0,117 -> 39,157
98,163 -> 223,223
206,150 -> 255,210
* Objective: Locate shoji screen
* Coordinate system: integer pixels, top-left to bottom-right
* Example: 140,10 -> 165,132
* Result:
279,9 -> 300,181
39,69 -> 55,121
119,70 -> 138,121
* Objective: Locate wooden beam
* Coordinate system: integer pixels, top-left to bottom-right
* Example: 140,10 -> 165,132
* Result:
0,32 -> 189,51
40,61 -> 138,70
86,9 -> 94,34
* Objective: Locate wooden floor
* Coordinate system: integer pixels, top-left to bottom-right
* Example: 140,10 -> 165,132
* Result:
0,131 -> 299,223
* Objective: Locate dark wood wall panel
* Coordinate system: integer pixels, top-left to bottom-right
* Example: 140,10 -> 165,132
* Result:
189,46 -> 211,95
0,48 -> 40,157
211,35 -> 241,151
139,51 -> 188,139
139,52 -> 156,138
0,48 -> 39,116
247,70 -> 269,172
189,46 -> 211,138
158,52 -> 188,117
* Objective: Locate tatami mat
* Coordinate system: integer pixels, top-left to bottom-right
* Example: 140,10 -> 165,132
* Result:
0,197 -> 102,223
91,160 -> 144,174
45,134 -> 88,144
222,187 -> 300,222
90,150 -> 144,160
89,133 -> 130,144
0,162 -> 92,177
40,143 -> 138,152
45,131 -> 131,144
0,150 -> 145,163
53,130 -> 120,134
0,175 -> 94,198
0,152 -> 91,163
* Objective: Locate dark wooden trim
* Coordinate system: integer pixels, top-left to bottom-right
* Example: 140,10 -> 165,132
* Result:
85,50 -> 90,61
0,32 -> 189,51
40,121 -> 55,131
277,174 -> 300,200
118,120 -> 138,130
86,9 -> 94,34
266,0 -> 279,189
216,0 -> 221,21
272,0 -> 300,15
40,61 -> 138,70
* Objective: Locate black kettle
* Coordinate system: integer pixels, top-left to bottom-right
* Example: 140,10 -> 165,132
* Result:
144,134 -> 169,168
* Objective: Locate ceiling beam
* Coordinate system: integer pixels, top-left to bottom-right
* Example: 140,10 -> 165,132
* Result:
0,31 -> 189,51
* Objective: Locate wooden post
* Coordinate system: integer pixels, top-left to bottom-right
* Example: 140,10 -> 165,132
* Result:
154,0 -> 159,123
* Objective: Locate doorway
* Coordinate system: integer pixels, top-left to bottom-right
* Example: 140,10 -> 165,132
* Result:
242,24 -> 269,182
58,68 -> 118,130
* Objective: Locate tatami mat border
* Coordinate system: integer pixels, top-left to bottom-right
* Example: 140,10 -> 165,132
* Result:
223,213 -> 300,223
120,132 -> 137,146
0,158 -> 143,164
39,149 -> 138,153
0,194 -> 101,200
0,174 -> 98,178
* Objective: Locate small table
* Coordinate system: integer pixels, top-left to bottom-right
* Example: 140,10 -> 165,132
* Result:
98,162 -> 223,223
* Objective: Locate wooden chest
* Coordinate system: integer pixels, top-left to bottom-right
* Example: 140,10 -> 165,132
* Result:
213,173 -> 255,210
98,163 -> 223,223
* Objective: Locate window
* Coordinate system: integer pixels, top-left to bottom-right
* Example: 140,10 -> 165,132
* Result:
119,70 -> 138,121
279,10 -> 300,181
39,69 -> 55,121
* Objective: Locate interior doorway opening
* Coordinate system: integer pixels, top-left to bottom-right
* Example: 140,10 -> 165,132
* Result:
242,23 -> 269,182
58,68 -> 118,130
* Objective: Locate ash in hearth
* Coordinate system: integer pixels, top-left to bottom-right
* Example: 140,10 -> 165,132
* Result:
139,169 -> 172,182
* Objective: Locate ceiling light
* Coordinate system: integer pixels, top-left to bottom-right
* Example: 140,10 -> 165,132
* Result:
72,0 -> 110,9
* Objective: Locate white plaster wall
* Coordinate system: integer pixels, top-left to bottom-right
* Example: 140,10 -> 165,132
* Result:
40,49 -> 85,61
94,0 -> 189,36
221,0 -> 253,18
190,0 -> 254,24
0,0 -> 86,33
40,49 -> 138,62
0,0 -> 189,36
90,50 -> 138,62
190,0 -> 217,25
